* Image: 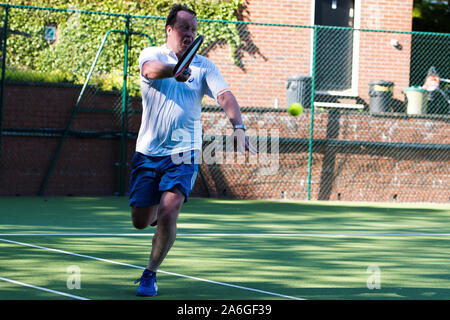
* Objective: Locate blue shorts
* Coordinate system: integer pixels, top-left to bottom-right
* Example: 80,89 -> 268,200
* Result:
129,151 -> 199,207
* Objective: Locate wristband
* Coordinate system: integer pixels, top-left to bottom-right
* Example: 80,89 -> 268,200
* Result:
233,124 -> 246,131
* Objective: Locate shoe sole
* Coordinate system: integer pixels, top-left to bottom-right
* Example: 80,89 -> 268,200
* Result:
136,292 -> 157,297
136,284 -> 158,297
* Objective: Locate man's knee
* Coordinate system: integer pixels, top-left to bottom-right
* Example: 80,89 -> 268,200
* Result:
157,208 -> 179,227
131,206 -> 158,230
157,189 -> 185,226
132,219 -> 148,230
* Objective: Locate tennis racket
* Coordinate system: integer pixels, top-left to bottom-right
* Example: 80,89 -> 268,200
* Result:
173,35 -> 204,78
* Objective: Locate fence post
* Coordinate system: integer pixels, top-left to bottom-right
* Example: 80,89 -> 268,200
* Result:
0,5 -> 9,175
307,25 -> 317,201
117,15 -> 131,196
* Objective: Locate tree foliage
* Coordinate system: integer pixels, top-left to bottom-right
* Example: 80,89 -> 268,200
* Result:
2,0 -> 243,95
413,0 -> 450,33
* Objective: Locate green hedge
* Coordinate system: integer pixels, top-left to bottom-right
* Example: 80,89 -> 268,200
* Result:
2,0 -> 242,96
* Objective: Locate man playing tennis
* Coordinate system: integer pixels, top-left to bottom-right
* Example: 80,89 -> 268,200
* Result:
130,4 -> 256,296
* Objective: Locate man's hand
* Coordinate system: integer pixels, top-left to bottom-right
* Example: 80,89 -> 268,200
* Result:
233,128 -> 258,155
175,68 -> 191,82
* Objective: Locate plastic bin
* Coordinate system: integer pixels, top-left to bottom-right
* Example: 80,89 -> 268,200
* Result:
403,87 -> 427,115
286,75 -> 312,109
369,80 -> 394,113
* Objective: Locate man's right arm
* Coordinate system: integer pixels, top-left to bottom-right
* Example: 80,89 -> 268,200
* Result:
141,60 -> 190,82
141,61 -> 174,80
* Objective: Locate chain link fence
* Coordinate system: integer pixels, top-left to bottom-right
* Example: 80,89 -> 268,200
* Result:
0,4 -> 449,202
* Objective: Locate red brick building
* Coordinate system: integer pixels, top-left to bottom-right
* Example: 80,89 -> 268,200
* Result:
203,0 -> 414,109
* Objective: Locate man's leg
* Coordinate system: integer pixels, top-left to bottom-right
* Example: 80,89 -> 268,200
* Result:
147,187 -> 185,272
132,188 -> 184,297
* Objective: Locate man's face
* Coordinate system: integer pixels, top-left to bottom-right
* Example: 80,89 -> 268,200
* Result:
166,10 -> 197,58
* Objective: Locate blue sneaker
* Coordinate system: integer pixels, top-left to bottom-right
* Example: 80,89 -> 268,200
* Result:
135,269 -> 158,296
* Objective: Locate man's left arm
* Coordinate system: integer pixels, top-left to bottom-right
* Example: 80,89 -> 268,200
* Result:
217,91 -> 257,155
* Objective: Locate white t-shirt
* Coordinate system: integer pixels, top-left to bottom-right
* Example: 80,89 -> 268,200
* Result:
136,44 -> 230,157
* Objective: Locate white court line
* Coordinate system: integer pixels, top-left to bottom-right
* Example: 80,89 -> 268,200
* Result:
0,232 -> 449,237
0,276 -> 89,300
0,238 -> 304,301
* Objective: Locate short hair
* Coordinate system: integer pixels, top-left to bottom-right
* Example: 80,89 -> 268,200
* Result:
165,4 -> 196,30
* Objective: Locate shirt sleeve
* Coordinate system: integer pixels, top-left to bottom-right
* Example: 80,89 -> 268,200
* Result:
203,58 -> 231,101
139,47 -> 159,82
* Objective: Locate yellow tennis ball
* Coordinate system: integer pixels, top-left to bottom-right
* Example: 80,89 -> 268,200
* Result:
288,102 -> 303,116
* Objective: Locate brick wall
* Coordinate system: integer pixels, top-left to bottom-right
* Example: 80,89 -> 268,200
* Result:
1,83 -> 448,203
195,108 -> 449,203
1,82 -> 124,196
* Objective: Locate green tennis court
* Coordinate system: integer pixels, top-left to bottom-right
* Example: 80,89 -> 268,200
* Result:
0,197 -> 449,300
